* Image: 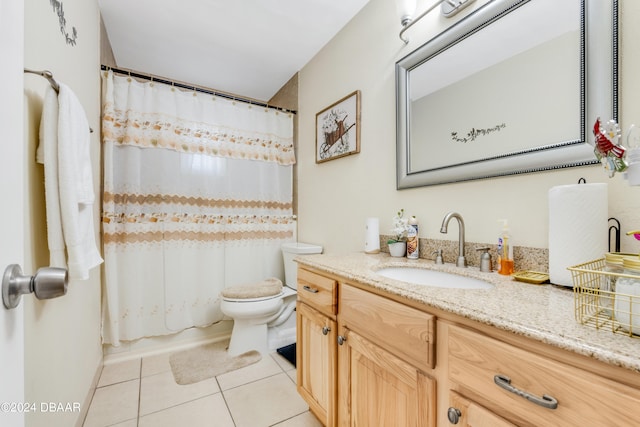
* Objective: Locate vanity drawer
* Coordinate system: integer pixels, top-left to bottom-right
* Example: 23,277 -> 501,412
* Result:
448,325 -> 640,427
339,284 -> 435,371
297,268 -> 337,316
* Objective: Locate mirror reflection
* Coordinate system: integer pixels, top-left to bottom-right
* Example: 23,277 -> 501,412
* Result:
396,0 -> 617,188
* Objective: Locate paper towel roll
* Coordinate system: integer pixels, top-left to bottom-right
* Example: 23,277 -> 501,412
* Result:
548,183 -> 608,287
364,217 -> 380,254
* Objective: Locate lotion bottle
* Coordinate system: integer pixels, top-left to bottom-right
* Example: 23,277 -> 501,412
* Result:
497,220 -> 514,275
407,216 -> 419,259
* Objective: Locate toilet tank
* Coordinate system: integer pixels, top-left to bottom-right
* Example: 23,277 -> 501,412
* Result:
281,242 -> 323,290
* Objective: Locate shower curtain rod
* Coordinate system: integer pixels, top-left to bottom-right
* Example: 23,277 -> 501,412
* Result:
101,65 -> 296,114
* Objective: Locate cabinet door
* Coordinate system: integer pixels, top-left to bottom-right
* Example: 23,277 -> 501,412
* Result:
297,302 -> 337,427
338,328 -> 436,427
447,391 -> 515,427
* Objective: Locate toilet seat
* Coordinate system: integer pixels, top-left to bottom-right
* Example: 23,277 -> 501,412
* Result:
221,277 -> 283,302
222,290 -> 284,303
222,288 -> 295,304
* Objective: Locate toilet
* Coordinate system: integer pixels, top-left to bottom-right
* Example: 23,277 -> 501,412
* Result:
221,242 -> 323,356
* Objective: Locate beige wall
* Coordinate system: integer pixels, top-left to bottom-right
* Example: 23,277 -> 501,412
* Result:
297,0 -> 640,256
24,0 -> 103,425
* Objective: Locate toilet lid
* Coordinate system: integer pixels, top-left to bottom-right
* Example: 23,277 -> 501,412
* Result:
221,277 -> 283,300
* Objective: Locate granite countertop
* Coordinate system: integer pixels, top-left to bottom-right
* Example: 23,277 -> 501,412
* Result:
295,252 -> 640,373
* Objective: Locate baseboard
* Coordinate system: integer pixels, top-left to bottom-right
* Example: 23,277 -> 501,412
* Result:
103,324 -> 233,365
75,358 -> 103,427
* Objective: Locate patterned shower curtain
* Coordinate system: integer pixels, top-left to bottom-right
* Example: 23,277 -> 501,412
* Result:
101,70 -> 295,346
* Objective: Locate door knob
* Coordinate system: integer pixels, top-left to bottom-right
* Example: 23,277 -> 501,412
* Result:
2,264 -> 68,309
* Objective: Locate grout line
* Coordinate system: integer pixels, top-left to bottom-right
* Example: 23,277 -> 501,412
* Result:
136,358 -> 142,426
220,371 -> 284,393
217,377 -> 238,427
267,409 -> 312,427
137,391 -> 223,419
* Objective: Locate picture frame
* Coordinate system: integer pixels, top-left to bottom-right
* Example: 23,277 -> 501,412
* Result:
315,90 -> 361,163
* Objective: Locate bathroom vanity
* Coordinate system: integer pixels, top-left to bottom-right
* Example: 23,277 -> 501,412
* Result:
295,253 -> 640,427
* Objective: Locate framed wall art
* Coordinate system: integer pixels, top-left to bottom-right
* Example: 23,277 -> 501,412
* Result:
315,90 -> 361,163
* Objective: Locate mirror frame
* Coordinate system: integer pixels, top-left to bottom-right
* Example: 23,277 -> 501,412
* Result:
396,0 -> 618,188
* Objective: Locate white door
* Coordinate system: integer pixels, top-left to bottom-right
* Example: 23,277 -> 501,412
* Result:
0,0 -> 26,426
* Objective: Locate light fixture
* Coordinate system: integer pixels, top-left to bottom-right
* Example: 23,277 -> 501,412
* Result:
396,0 -> 417,27
398,0 -> 477,43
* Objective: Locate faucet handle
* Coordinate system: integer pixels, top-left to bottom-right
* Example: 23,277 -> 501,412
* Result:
433,249 -> 444,265
476,247 -> 492,272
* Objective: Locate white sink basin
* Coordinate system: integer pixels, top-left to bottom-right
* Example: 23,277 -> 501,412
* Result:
376,267 -> 494,290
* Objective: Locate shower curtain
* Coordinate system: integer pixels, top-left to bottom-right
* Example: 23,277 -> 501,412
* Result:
101,70 -> 295,346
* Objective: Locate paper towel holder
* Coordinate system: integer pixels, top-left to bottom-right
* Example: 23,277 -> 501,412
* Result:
2,264 -> 68,310
609,217 -> 621,252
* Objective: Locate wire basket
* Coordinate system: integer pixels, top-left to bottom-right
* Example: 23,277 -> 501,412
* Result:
568,258 -> 640,337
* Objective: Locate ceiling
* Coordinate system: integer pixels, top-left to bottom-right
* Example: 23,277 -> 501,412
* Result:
99,0 -> 370,102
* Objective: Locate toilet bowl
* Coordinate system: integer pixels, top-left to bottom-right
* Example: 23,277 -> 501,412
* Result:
221,242 -> 323,356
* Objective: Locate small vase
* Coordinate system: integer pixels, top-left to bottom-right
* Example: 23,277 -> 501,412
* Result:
388,242 -> 407,257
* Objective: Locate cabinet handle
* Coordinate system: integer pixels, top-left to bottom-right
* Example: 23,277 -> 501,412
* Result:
303,285 -> 318,293
494,374 -> 558,410
447,407 -> 461,424
322,326 -> 331,335
337,335 -> 346,345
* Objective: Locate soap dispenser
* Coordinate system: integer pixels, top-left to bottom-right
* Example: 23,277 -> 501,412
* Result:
497,220 -> 514,275
476,247 -> 492,272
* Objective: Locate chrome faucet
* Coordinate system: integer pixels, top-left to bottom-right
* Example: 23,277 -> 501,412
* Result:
440,212 -> 467,268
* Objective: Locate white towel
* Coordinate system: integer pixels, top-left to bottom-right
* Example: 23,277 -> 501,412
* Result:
37,83 -> 103,280
38,86 -> 66,268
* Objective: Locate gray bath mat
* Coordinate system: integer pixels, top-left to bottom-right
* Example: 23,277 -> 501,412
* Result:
169,340 -> 262,385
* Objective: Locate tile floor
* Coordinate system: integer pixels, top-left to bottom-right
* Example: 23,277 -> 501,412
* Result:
82,346 -> 322,427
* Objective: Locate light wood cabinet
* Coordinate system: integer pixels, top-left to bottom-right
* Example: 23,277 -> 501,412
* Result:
447,324 -> 640,427
297,268 -> 436,426
296,268 -> 338,427
337,283 -> 437,426
295,266 -> 640,427
337,327 -> 436,426
296,302 -> 337,427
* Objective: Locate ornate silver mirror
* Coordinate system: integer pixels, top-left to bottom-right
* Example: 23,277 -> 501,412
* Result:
396,0 -> 617,188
